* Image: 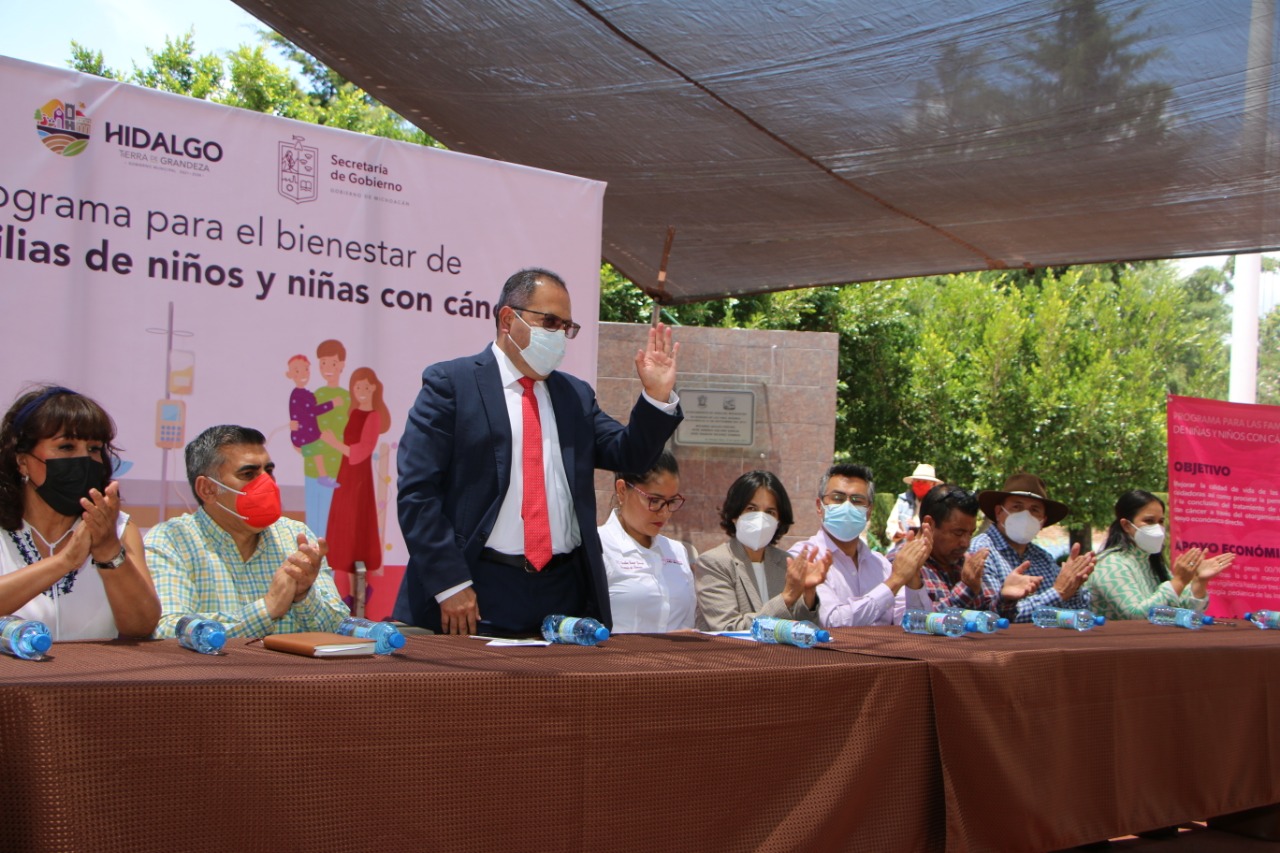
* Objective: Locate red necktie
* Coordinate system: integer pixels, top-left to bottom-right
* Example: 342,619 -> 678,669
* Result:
518,377 -> 553,570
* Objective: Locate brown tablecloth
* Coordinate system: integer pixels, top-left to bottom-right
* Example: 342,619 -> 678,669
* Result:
822,619 -> 1280,853
0,633 -> 941,853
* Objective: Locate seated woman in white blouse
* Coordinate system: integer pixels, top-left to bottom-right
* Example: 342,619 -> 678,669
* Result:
598,451 -> 695,633
0,385 -> 160,640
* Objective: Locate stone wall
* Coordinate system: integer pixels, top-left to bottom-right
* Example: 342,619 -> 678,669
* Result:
593,322 -> 839,557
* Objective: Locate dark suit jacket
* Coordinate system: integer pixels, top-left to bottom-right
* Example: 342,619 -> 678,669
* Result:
392,345 -> 682,630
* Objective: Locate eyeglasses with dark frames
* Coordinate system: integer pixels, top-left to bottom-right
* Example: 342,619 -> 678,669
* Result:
512,307 -> 582,339
627,482 -> 686,513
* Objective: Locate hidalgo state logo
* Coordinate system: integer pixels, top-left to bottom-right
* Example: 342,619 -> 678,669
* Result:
35,98 -> 91,156
278,135 -> 318,203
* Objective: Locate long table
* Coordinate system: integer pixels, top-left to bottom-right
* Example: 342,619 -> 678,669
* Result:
0,633 -> 940,853
0,623 -> 1276,853
823,619 -> 1280,852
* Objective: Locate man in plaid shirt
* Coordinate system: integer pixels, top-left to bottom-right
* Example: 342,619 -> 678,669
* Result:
892,484 -> 1042,616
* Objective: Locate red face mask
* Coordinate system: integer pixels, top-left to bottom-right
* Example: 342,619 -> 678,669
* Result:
210,473 -> 282,529
911,480 -> 933,499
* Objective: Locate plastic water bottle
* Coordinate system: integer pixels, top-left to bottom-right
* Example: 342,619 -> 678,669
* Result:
1244,610 -> 1280,630
336,616 -> 406,654
1032,607 -> 1105,631
942,608 -> 1009,633
0,615 -> 53,660
902,609 -> 974,637
175,615 -> 226,655
750,616 -> 832,647
541,614 -> 610,646
1147,606 -> 1213,630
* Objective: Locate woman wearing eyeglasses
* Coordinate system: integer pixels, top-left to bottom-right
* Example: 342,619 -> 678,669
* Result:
597,450 -> 695,633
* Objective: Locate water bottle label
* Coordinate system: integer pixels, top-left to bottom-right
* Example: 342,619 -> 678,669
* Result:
924,614 -> 948,635
1055,611 -> 1077,629
773,621 -> 795,644
555,617 -> 581,640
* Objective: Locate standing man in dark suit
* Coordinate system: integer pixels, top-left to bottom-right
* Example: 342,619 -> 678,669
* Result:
393,268 -> 682,635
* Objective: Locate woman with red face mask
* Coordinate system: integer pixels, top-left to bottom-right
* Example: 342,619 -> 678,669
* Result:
0,385 -> 161,639
884,463 -> 943,545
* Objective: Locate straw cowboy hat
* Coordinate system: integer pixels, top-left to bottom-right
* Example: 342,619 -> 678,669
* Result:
977,473 -> 1070,527
903,463 -> 942,486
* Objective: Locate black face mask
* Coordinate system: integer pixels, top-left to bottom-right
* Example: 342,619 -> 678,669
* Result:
33,456 -> 107,517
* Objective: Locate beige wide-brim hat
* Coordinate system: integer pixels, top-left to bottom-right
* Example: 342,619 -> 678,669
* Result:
903,463 -> 942,486
977,473 -> 1070,527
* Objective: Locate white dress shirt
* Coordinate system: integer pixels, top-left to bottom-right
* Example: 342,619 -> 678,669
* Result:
486,342 -> 580,556
598,510 -> 695,633
435,343 -> 680,603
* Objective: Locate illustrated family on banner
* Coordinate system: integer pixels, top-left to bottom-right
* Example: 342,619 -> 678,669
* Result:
285,337 -> 392,600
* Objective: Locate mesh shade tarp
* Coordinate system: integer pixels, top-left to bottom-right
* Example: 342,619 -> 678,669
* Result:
232,0 -> 1279,303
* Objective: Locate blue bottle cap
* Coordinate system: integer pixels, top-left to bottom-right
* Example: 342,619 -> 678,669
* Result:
1093,615 -> 1106,626
593,627 -> 610,642
1244,612 -> 1254,620
207,630 -> 227,650
815,630 -> 832,643
996,618 -> 1010,629
1201,615 -> 1214,626
388,631 -> 407,649
32,632 -> 53,654
964,621 -> 978,633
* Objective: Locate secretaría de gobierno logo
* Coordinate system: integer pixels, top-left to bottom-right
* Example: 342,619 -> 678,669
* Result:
35,98 -> 91,157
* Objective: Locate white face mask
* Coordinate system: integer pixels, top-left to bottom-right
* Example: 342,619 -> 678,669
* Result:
1001,508 -> 1042,545
1128,522 -> 1165,555
734,511 -> 779,552
509,311 -> 567,376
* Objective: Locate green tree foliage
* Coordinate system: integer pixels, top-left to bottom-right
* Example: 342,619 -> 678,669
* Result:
602,263 -> 1229,536
1012,0 -> 1170,142
68,30 -> 437,145
1258,307 -> 1280,407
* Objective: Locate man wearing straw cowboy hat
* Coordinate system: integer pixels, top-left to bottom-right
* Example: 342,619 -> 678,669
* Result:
885,463 -> 943,544
970,472 -> 1096,623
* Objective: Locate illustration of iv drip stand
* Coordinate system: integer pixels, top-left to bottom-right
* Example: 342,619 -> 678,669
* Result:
146,302 -> 194,524
353,561 -> 367,618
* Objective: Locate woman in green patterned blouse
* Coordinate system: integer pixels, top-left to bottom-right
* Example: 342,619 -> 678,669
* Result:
1087,489 -> 1234,620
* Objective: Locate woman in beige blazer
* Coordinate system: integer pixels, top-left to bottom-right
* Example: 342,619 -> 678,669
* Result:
695,470 -> 830,631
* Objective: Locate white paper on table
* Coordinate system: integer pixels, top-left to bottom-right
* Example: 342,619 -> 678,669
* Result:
469,635 -> 552,647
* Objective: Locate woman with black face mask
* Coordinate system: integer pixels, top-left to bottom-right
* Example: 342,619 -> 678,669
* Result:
0,386 -> 160,639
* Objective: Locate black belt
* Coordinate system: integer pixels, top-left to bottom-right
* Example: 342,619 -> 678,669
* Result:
480,547 -> 578,573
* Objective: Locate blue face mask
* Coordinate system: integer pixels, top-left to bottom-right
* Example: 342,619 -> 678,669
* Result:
823,502 -> 868,542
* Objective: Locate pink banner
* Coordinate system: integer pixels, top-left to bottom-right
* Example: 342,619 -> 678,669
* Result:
1167,395 -> 1280,617
0,56 -> 605,605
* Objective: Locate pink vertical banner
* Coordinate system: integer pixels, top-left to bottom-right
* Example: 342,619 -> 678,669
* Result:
1167,395 -> 1280,618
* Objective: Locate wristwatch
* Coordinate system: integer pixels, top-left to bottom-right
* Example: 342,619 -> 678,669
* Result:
92,548 -> 127,570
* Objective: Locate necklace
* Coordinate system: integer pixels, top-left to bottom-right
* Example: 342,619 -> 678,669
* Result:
8,526 -> 79,598
25,518 -> 76,553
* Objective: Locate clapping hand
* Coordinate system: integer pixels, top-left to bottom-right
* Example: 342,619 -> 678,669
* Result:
80,481 -> 123,564
1000,560 -> 1042,601
890,523 -> 933,590
1053,543 -> 1095,599
783,544 -> 832,609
